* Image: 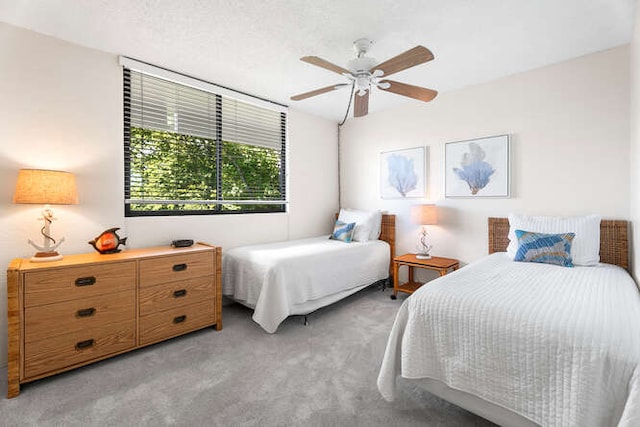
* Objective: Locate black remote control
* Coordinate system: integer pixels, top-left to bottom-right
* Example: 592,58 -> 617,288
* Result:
172,239 -> 194,248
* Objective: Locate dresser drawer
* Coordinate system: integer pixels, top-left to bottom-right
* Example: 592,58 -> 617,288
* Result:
24,262 -> 136,308
139,277 -> 213,317
139,299 -> 215,345
139,252 -> 213,288
25,290 -> 135,343
24,320 -> 136,379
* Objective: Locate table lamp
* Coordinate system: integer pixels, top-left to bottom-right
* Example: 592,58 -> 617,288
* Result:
13,169 -> 78,262
411,204 -> 437,259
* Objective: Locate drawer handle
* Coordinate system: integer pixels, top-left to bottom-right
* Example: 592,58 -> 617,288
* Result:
75,339 -> 95,350
75,276 -> 96,287
173,289 -> 187,298
173,315 -> 187,324
172,263 -> 188,272
76,307 -> 96,317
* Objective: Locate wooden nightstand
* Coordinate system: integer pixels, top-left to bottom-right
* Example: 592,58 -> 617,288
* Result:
391,254 -> 459,299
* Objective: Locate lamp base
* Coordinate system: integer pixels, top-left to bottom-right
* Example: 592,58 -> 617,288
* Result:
416,254 -> 432,260
30,251 -> 63,262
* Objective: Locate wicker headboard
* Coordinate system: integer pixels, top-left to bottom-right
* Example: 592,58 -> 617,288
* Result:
488,217 -> 629,271
380,214 -> 397,277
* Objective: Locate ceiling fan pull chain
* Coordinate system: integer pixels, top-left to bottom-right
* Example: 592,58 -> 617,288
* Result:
338,82 -> 356,127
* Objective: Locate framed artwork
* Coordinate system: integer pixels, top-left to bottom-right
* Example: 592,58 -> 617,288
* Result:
380,146 -> 426,199
445,134 -> 510,198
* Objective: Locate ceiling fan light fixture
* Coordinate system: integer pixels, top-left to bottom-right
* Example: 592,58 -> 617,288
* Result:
356,75 -> 370,89
347,56 -> 377,73
290,39 -> 436,118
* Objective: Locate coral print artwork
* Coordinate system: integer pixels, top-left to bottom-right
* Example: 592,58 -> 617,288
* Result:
380,147 -> 426,199
445,135 -> 510,198
453,142 -> 495,195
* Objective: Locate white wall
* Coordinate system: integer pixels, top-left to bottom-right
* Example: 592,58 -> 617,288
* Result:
340,46 -> 630,277
630,1 -> 640,281
0,23 -> 338,367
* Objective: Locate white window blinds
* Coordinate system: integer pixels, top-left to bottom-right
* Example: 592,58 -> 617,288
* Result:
122,58 -> 287,216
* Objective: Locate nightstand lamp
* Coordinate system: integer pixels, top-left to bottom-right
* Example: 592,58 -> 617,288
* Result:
411,204 -> 437,259
13,169 -> 78,262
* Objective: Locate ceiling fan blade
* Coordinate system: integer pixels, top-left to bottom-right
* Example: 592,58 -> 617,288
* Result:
301,56 -> 352,75
354,90 -> 369,117
378,80 -> 438,103
373,46 -> 434,77
290,84 -> 348,101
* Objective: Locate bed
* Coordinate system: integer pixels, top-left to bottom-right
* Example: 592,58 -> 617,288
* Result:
377,217 -> 640,427
223,213 -> 396,333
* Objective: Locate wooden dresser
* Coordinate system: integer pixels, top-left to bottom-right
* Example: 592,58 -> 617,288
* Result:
6,243 -> 222,398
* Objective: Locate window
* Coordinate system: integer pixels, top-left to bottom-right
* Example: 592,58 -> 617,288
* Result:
122,58 -> 287,216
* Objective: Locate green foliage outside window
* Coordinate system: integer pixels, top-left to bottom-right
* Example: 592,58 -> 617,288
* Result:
128,127 -> 283,213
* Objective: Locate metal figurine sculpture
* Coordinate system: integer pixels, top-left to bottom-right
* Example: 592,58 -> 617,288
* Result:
416,227 -> 433,259
29,206 -> 65,261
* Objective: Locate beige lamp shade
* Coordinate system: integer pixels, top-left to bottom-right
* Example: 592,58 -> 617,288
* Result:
411,204 -> 437,225
13,169 -> 78,205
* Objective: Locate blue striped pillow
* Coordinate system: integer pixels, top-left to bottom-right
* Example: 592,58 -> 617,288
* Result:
330,220 -> 356,243
514,229 -> 575,267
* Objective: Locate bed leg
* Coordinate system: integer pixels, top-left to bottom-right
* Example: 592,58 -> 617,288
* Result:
304,315 -> 308,326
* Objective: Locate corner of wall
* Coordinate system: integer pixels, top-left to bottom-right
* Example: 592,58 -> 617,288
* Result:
630,0 -> 640,281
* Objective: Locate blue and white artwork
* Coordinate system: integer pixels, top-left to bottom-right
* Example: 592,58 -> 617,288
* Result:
380,147 -> 426,199
445,135 -> 510,198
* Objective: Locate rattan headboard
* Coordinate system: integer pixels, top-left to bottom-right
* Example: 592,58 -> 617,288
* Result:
380,214 -> 397,277
488,217 -> 629,271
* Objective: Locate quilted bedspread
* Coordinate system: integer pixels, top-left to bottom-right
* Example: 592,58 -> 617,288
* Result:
377,253 -> 640,426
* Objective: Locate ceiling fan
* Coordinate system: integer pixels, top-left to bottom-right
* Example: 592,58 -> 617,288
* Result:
290,38 -> 437,118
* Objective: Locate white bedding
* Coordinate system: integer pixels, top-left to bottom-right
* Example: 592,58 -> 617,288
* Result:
223,236 -> 390,333
377,252 -> 640,427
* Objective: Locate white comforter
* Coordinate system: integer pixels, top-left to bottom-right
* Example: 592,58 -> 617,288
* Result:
377,253 -> 640,427
223,236 -> 389,333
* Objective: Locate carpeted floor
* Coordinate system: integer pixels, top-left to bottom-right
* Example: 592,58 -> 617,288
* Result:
1,285 -> 495,426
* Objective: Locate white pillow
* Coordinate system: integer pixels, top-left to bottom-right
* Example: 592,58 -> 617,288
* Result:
506,213 -> 601,266
338,209 -> 382,242
369,210 -> 383,240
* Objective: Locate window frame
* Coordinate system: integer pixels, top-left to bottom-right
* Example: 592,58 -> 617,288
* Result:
121,57 -> 288,217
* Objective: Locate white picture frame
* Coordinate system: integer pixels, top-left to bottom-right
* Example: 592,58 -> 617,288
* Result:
445,134 -> 510,198
380,146 -> 426,199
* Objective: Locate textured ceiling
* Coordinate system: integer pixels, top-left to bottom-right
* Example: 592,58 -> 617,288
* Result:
0,0 -> 635,122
